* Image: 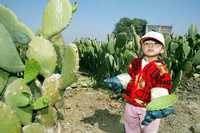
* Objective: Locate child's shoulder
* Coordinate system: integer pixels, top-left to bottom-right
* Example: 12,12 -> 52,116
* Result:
131,57 -> 142,64
154,60 -> 169,75
154,59 -> 167,67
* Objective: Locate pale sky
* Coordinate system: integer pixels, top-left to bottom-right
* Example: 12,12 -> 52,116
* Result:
0,0 -> 200,43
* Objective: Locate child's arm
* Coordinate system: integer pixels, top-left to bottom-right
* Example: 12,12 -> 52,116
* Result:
142,63 -> 176,125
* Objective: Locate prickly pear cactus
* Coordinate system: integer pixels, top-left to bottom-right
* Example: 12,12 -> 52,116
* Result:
26,36 -> 57,78
0,101 -> 21,133
0,69 -> 9,95
23,123 -> 45,133
0,23 -> 24,72
147,94 -> 177,111
0,0 -> 79,131
41,0 -> 72,38
4,79 -> 33,125
60,43 -> 79,89
0,5 -> 34,42
50,34 -> 65,72
42,74 -> 62,105
36,106 -> 57,127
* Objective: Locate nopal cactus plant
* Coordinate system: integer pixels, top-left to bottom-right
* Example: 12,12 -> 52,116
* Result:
41,0 -> 72,39
23,123 -> 45,133
163,24 -> 200,89
0,0 -> 79,132
0,101 -> 21,133
4,78 -> 33,125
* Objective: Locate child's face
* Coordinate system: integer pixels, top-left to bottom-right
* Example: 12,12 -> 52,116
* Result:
142,40 -> 164,57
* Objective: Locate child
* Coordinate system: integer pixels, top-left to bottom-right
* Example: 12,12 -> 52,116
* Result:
123,31 -> 173,133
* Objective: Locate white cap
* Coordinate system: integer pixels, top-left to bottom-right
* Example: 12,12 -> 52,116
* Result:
140,31 -> 165,46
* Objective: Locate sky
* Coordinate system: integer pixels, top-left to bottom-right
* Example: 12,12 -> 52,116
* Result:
0,0 -> 200,43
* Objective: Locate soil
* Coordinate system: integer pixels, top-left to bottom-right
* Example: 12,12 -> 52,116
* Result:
54,74 -> 200,133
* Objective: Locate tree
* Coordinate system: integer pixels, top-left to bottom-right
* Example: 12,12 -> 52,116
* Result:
113,17 -> 147,38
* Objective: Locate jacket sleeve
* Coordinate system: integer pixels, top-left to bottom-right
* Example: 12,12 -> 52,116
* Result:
127,58 -> 141,78
151,63 -> 173,94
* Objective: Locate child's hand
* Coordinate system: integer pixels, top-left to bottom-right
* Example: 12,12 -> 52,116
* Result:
104,73 -> 131,93
142,107 -> 175,126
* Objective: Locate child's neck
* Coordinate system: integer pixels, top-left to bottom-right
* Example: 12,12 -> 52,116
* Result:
143,56 -> 159,62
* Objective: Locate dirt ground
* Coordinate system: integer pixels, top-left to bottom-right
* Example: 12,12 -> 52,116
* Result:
54,74 -> 200,133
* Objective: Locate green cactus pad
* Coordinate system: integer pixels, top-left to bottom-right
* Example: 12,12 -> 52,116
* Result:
193,50 -> 200,65
32,96 -> 48,110
41,0 -> 72,38
0,101 -> 21,133
188,24 -> 198,38
50,34 -> 65,72
4,78 -> 33,125
42,74 -> 62,105
7,76 -> 18,85
24,59 -> 41,84
23,123 -> 45,133
147,94 -> 177,111
29,80 -> 42,100
0,69 -> 9,95
60,43 -> 79,89
72,1 -> 78,14
26,36 -> 57,77
0,5 -> 34,43
0,23 -> 24,72
36,106 -> 57,127
15,91 -> 32,107
13,30 -> 31,45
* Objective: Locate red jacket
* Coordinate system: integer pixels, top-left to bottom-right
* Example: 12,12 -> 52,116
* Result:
124,58 -> 173,107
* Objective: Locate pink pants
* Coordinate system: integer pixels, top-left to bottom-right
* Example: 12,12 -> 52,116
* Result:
124,103 -> 160,133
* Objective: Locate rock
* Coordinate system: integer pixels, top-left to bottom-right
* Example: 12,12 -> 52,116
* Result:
190,123 -> 200,133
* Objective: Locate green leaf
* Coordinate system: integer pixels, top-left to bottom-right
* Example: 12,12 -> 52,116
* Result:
183,61 -> 193,74
24,59 -> 41,84
108,54 -> 115,67
41,0 -> 72,38
131,26 -> 141,55
182,42 -> 190,59
0,23 -> 24,72
173,70 -> 183,88
115,32 -> 127,49
193,73 -> 200,78
192,50 -> 200,65
124,49 -> 135,63
188,24 -> 198,39
147,94 -> 177,111
107,34 -> 115,54
170,43 -> 179,54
